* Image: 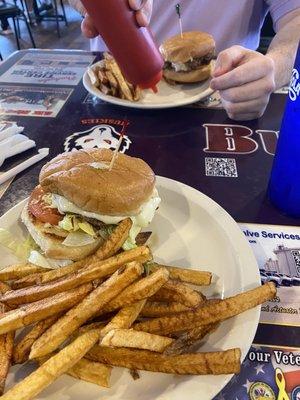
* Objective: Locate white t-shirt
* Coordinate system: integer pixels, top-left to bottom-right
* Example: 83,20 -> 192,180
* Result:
90,0 -> 300,53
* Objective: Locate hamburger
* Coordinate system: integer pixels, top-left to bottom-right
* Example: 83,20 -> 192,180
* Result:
22,149 -> 160,267
160,31 -> 215,83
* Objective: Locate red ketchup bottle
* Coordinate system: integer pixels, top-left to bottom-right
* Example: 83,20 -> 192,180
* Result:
81,0 -> 163,92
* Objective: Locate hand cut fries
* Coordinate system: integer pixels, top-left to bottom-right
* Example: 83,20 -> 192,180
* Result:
96,218 -> 132,260
135,282 -> 276,335
1,329 -> 102,400
0,263 -> 50,282
101,329 -> 174,353
2,296 -> 146,399
29,262 -> 143,359
0,319 -> 14,395
67,358 -> 112,388
0,283 -> 93,335
13,314 -> 62,364
1,246 -> 151,306
87,346 -> 242,375
38,354 -> 112,388
100,300 -> 146,338
0,283 -> 14,395
0,231 -> 277,400
148,262 -> 212,286
11,258 -> 90,289
141,301 -> 190,317
89,53 -> 142,102
164,323 -> 219,355
151,280 -> 205,308
96,267 -> 169,316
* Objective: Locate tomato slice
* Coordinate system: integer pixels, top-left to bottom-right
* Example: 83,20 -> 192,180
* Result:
28,186 -> 63,226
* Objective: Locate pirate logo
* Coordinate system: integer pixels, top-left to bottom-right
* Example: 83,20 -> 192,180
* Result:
64,124 -> 131,153
292,386 -> 300,400
249,382 -> 275,400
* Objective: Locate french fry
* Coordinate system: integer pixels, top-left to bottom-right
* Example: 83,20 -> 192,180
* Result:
0,282 -> 14,395
135,283 -> 277,335
77,322 -> 107,336
100,83 -> 110,95
149,262 -> 212,286
1,329 -> 103,400
2,298 -> 146,400
90,54 -> 141,101
11,257 -> 93,289
13,314 -> 62,364
0,263 -> 50,282
13,244 -> 149,290
52,300 -> 146,387
96,268 -> 169,316
105,70 -> 118,88
67,358 -> 112,387
101,328 -> 174,353
95,218 -> 132,260
38,354 -> 112,388
0,283 -> 93,335
29,262 -> 143,359
140,301 -> 190,317
107,59 -> 134,101
164,323 -> 219,355
87,346 -> 241,375
151,280 -> 205,308
0,282 -> 10,294
100,300 -> 146,337
97,68 -> 108,85
0,314 -> 14,395
1,246 -> 152,306
133,85 -> 142,102
87,67 -> 99,86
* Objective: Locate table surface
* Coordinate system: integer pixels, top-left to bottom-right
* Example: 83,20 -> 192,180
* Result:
0,49 -> 298,400
0,49 -> 294,227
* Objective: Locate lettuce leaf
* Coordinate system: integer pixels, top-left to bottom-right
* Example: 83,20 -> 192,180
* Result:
0,228 -> 38,260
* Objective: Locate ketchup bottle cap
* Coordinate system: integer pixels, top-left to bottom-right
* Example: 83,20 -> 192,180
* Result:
139,70 -> 163,91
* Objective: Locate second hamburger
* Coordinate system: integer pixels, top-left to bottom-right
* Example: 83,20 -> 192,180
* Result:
160,31 -> 215,83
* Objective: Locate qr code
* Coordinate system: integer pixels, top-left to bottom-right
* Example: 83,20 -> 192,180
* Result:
205,157 -> 238,178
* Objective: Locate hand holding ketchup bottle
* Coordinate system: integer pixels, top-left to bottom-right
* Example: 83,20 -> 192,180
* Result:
81,0 -> 163,92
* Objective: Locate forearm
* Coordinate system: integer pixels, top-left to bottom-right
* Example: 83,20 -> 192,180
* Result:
267,11 -> 300,89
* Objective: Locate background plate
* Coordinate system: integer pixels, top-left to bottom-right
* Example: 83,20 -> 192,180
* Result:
83,62 -> 214,109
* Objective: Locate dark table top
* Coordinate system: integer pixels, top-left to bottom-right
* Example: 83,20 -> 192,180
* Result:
0,49 -> 298,400
0,49 -> 296,229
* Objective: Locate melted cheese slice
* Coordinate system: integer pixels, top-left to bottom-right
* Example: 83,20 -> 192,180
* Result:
52,189 -> 161,229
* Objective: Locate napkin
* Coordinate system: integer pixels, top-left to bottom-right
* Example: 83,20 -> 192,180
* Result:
0,148 -> 49,186
0,134 -> 36,166
0,123 -> 36,166
0,122 -> 24,142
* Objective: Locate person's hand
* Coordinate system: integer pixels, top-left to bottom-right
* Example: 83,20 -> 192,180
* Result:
210,46 -> 276,121
81,0 -> 153,39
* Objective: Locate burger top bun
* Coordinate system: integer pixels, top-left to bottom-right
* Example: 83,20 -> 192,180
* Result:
39,149 -> 156,216
160,31 -> 215,63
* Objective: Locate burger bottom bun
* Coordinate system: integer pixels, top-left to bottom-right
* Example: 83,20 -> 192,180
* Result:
21,205 -> 104,261
163,62 -> 212,83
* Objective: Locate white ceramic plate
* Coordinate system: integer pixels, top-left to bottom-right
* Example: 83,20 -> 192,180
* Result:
0,176 -> 260,400
83,61 -> 214,109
